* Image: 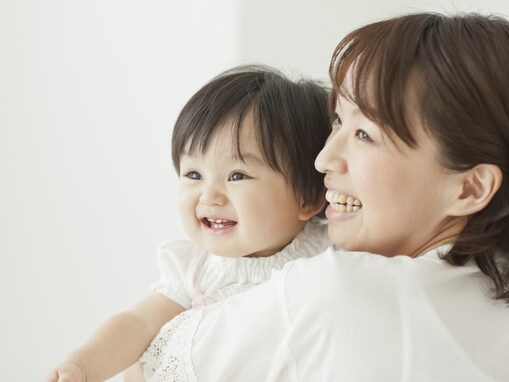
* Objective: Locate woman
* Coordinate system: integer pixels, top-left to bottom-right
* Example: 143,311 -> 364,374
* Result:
131,12 -> 509,381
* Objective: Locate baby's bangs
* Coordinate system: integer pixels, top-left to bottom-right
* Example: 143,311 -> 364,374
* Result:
184,112 -> 246,160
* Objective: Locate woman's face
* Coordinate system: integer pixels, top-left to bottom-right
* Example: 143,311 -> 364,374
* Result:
314,94 -> 465,257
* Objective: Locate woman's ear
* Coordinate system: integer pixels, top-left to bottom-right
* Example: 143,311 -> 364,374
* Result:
447,164 -> 502,216
298,199 -> 326,221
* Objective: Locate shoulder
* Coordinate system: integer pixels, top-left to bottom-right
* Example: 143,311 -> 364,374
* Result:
157,239 -> 207,259
157,239 -> 201,255
301,217 -> 328,240
156,240 -> 209,273
283,217 -> 330,260
281,249 -> 509,380
283,247 -> 458,310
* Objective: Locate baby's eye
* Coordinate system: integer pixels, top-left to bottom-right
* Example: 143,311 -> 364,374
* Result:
229,172 -> 249,181
355,129 -> 372,142
184,171 -> 202,180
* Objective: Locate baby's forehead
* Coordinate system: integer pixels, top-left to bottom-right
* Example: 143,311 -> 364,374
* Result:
184,117 -> 261,151
181,128 -> 265,163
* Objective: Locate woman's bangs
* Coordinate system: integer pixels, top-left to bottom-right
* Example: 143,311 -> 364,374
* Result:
329,24 -> 419,146
330,37 -> 386,124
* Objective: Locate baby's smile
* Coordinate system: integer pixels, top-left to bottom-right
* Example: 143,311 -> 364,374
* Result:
326,190 -> 362,212
201,217 -> 237,229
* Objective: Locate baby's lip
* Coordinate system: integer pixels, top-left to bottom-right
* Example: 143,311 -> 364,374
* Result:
199,215 -> 237,223
200,217 -> 237,228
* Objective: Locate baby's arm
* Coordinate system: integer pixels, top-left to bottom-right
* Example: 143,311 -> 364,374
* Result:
45,292 -> 185,382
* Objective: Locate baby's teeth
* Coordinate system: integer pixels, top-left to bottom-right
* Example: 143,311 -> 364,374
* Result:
208,218 -> 225,223
353,206 -> 360,212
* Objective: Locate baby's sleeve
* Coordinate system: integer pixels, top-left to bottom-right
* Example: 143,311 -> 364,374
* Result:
151,240 -> 205,309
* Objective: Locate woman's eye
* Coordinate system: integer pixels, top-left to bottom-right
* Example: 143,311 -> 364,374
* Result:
330,112 -> 341,127
229,172 -> 249,181
185,171 -> 202,180
355,129 -> 372,142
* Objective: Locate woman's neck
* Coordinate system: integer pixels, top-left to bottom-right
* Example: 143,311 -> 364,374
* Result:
409,216 -> 466,258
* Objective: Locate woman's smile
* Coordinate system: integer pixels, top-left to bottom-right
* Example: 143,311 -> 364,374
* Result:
325,190 -> 362,212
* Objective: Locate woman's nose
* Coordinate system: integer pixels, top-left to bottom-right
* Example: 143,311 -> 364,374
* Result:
314,135 -> 348,174
199,183 -> 227,206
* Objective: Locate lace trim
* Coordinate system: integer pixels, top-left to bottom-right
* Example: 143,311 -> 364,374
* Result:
140,309 -> 202,382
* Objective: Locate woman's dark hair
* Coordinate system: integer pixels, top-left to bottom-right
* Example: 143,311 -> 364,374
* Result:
172,65 -> 331,210
329,12 -> 509,302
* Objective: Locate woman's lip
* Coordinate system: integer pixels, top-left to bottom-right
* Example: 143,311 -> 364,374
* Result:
323,180 -> 337,190
325,204 -> 360,221
323,184 -> 349,196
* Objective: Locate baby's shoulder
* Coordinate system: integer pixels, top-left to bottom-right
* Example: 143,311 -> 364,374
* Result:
156,239 -> 208,265
291,217 -> 331,256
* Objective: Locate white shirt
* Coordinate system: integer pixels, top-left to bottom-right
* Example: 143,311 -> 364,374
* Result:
189,246 -> 509,381
151,218 -> 330,308
141,218 -> 331,381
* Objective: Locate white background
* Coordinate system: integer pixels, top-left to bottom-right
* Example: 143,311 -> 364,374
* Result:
2,1 -> 508,381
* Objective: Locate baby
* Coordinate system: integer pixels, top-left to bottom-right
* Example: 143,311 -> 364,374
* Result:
46,65 -> 332,382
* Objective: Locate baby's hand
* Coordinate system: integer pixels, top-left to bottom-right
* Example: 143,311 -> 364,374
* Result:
44,361 -> 86,382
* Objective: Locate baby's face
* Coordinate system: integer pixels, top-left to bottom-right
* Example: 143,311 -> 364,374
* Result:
178,122 -> 309,258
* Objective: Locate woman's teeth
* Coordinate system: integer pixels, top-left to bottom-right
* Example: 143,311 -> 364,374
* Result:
325,191 -> 362,212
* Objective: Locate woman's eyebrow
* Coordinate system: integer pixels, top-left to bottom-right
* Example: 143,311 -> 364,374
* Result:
337,96 -> 361,116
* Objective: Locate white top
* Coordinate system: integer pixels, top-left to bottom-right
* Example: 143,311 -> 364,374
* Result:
141,218 -> 330,381
151,217 -> 330,309
187,246 -> 509,381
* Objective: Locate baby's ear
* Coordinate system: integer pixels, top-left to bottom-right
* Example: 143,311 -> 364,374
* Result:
447,164 -> 502,216
298,199 -> 326,221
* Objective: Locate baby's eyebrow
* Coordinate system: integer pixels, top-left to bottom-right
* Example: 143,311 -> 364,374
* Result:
235,152 -> 265,165
181,151 -> 264,165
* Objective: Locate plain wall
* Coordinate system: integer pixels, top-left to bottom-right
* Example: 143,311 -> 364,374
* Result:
2,1 -> 509,381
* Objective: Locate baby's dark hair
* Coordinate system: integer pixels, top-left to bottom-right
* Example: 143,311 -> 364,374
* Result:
172,65 -> 331,210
